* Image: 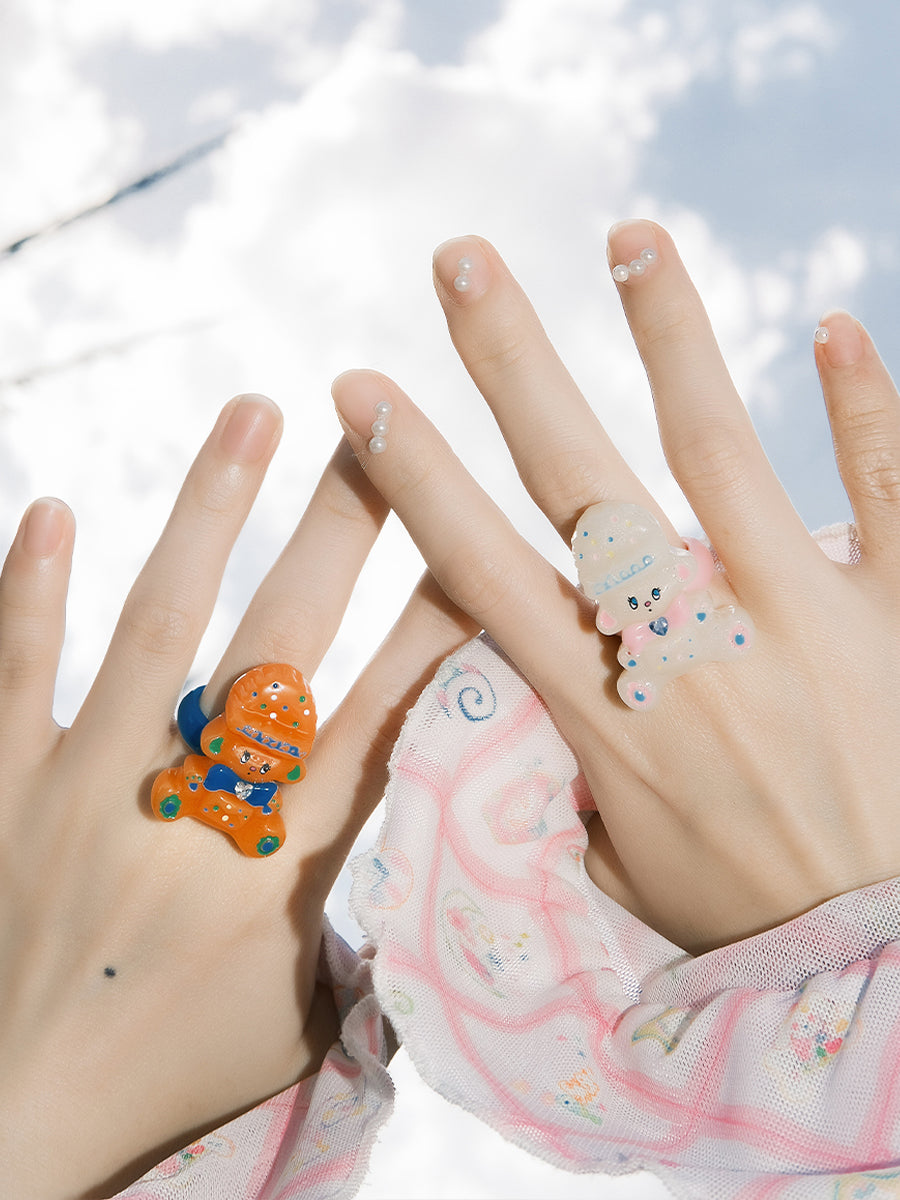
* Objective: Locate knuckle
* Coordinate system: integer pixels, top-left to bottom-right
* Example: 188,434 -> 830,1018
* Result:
363,707 -> 404,768
391,448 -> 436,509
119,589 -> 197,660
639,295 -> 701,353
242,595 -> 320,663
0,602 -> 55,689
317,487 -> 381,534
438,538 -> 515,621
843,444 -> 900,504
184,466 -> 246,529
465,314 -> 534,383
665,418 -> 750,499
0,639 -> 49,690
520,442 -> 604,521
835,402 -> 900,503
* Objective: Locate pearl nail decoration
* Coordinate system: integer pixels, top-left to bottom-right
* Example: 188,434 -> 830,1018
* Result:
368,399 -> 393,455
611,247 -> 658,283
814,325 -> 830,344
453,256 -> 474,293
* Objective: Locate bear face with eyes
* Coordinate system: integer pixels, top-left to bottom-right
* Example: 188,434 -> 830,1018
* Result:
151,664 -> 317,855
573,502 -> 752,710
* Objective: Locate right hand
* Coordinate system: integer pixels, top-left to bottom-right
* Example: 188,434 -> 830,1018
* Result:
0,394 -> 476,1199
333,222 -> 900,957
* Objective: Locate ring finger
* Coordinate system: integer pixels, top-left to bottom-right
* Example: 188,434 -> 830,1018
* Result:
607,219 -> 820,602
203,437 -> 389,715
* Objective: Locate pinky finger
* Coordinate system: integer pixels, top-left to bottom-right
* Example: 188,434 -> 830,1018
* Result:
0,498 -> 75,741
815,310 -> 900,560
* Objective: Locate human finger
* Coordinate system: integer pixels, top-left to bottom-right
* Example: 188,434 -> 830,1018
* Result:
298,572 -> 479,898
203,438 -> 389,716
76,394 -> 282,750
0,498 -> 74,748
607,219 -> 819,600
332,369 -> 608,721
814,309 -> 900,562
431,236 -> 657,536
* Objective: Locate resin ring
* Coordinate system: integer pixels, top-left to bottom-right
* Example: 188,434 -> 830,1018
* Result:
572,501 -> 753,711
151,663 -> 317,856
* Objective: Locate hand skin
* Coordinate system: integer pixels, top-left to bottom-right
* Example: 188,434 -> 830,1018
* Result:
333,221 -> 900,960
0,395 -> 476,1200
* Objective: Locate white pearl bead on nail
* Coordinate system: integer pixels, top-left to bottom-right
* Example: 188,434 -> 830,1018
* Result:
814,326 -> 830,344
453,254 -> 475,293
611,248 -> 658,283
368,396 -> 392,454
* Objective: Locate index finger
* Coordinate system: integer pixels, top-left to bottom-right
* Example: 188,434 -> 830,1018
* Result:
814,309 -> 900,564
332,369 -> 611,724
431,235 -> 661,538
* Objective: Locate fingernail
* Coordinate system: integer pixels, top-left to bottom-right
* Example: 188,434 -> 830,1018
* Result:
607,219 -> 660,284
21,497 -> 70,558
219,394 -> 282,463
332,370 -> 395,459
433,237 -> 489,303
815,310 -> 863,368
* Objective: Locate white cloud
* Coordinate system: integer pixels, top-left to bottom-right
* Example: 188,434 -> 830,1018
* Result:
801,225 -> 868,314
728,2 -> 837,97
0,6 -> 137,239
52,0 -> 319,52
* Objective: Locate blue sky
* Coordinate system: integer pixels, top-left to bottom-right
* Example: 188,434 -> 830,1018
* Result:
2,2 -> 895,1195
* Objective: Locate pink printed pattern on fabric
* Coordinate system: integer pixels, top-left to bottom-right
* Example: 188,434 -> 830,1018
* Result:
113,923 -> 393,1200
352,526 -> 900,1198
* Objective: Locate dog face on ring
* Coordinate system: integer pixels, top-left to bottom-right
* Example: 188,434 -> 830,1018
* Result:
201,663 -> 317,783
201,718 -> 304,783
151,663 -> 317,856
572,501 -> 697,635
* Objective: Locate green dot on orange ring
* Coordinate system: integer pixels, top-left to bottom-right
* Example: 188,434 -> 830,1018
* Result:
159,794 -> 181,819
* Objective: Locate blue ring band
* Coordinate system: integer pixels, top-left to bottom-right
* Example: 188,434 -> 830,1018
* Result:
176,685 -> 209,754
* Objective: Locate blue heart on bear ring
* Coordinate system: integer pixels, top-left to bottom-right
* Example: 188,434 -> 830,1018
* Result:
649,616 -> 669,636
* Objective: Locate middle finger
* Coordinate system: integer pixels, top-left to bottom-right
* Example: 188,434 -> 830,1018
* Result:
431,236 -> 659,536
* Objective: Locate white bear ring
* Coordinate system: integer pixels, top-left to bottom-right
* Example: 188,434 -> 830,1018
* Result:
572,501 -> 753,711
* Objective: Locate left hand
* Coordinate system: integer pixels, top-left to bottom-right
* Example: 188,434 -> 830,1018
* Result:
333,221 -> 900,958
